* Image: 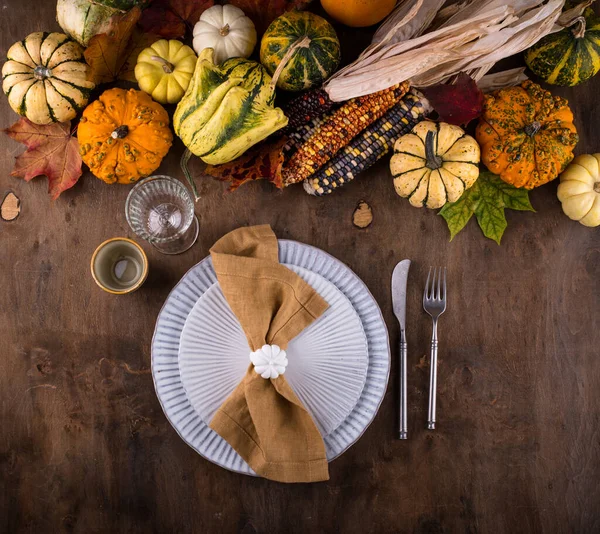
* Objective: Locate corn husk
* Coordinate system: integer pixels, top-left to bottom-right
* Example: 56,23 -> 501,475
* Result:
478,67 -> 528,92
324,0 -> 565,101
372,0 -> 447,45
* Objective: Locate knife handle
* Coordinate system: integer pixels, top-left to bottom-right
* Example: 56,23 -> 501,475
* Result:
399,334 -> 408,439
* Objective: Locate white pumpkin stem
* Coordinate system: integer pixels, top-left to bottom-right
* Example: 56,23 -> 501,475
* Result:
269,35 -> 312,93
151,55 -> 175,74
594,182 -> 600,193
569,16 -> 587,38
220,23 -> 230,36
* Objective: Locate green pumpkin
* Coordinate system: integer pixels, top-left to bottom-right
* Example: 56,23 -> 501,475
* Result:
524,8 -> 600,86
260,11 -> 340,92
56,0 -> 149,46
173,48 -> 288,165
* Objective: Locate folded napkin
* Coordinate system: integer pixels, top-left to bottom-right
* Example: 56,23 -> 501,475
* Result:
209,225 -> 330,482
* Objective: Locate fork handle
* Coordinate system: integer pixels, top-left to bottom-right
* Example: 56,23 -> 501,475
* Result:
427,320 -> 438,430
399,333 -> 407,439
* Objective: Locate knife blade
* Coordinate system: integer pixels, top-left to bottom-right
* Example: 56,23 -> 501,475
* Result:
392,259 -> 410,439
392,259 -> 411,332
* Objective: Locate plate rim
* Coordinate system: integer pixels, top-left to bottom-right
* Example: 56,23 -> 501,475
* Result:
151,238 -> 390,475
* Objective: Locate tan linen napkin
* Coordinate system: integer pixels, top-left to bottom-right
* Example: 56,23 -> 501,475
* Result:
209,225 -> 330,482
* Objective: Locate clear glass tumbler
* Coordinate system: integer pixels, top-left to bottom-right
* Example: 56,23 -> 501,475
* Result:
125,175 -> 199,255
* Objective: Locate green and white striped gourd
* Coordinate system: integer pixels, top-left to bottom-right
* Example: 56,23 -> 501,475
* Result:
2,32 -> 95,125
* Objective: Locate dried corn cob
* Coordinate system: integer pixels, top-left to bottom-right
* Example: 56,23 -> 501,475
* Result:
304,90 -> 430,196
283,109 -> 336,158
282,82 -> 410,186
282,88 -> 336,133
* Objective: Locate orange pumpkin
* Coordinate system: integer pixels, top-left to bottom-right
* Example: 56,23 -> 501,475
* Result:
78,88 -> 173,184
476,81 -> 578,189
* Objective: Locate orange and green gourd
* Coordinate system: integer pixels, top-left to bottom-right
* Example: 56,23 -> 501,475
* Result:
476,81 -> 579,189
524,8 -> 600,87
78,88 -> 173,184
260,11 -> 340,92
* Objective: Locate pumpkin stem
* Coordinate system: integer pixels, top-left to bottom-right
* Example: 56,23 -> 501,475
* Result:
33,65 -> 52,80
524,121 -> 541,137
269,35 -> 312,94
569,16 -> 587,39
181,149 -> 200,202
594,182 -> 600,193
111,125 -> 129,139
150,55 -> 175,74
220,23 -> 230,36
424,130 -> 443,170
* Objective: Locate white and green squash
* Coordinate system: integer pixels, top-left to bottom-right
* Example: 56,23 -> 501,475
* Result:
2,32 -> 95,125
524,8 -> 600,86
260,11 -> 340,92
174,48 -> 288,166
57,0 -> 149,46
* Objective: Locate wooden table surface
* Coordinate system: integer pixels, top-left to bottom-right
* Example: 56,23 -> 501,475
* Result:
1,2 -> 599,533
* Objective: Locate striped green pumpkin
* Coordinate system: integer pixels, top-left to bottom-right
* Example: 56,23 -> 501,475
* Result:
524,9 -> 600,86
260,11 -> 340,92
2,32 -> 95,125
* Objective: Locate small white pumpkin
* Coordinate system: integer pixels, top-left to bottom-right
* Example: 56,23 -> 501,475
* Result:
557,153 -> 600,227
192,5 -> 257,64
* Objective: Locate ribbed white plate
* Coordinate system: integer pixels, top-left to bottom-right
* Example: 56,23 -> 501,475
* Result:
179,265 -> 369,437
151,240 -> 390,476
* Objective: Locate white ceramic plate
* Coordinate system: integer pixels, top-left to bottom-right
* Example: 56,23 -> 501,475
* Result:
151,240 -> 390,476
178,265 -> 369,437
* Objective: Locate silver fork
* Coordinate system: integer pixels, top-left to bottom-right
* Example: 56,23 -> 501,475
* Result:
423,267 -> 447,430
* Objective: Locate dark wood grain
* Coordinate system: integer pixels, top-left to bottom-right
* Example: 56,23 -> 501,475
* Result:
1,2 -> 599,533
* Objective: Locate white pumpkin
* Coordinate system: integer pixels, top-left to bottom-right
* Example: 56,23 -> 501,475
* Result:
557,154 -> 600,227
192,5 -> 257,64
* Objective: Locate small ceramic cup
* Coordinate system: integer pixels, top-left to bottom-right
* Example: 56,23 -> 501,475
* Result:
91,237 -> 149,295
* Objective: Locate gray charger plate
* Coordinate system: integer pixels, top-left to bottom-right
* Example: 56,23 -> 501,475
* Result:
151,239 -> 390,476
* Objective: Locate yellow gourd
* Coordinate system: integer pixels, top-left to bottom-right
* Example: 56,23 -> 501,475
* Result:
135,39 -> 197,105
557,154 -> 600,227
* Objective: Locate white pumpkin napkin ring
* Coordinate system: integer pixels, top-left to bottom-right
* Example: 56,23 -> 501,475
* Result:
250,345 -> 288,379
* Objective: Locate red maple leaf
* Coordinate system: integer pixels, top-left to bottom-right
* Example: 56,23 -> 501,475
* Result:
229,0 -> 314,33
139,0 -> 214,39
420,72 -> 485,126
204,137 -> 287,191
3,119 -> 83,200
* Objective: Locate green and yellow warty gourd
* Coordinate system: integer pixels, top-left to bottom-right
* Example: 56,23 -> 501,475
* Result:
173,48 -> 288,165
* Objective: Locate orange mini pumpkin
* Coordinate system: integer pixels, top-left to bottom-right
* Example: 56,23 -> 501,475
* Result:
78,88 -> 173,184
476,81 -> 578,189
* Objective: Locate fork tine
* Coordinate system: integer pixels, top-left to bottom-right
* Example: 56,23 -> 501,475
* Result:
424,266 -> 432,302
436,267 -> 442,300
443,267 -> 447,302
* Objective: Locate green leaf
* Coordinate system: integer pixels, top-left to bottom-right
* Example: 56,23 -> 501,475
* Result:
488,174 -> 536,212
439,171 -> 534,244
439,192 -> 477,241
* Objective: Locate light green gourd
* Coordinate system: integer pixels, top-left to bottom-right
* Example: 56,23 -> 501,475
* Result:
174,48 -> 288,166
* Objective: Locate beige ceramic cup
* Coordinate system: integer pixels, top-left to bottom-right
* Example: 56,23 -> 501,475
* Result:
91,237 -> 149,295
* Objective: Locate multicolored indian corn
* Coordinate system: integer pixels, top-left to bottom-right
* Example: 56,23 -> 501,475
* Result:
304,89 -> 430,196
283,109 -> 336,158
282,82 -> 410,186
282,88 -> 336,133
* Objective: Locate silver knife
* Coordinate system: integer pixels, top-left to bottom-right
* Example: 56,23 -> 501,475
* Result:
392,259 -> 411,440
